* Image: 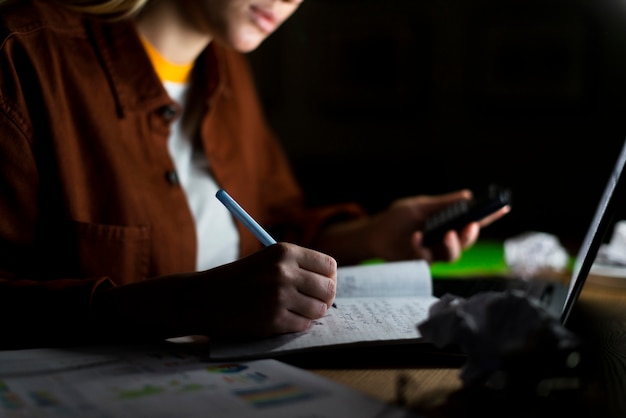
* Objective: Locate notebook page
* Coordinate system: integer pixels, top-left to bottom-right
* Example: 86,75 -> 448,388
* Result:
336,260 -> 432,298
210,261 -> 436,360
210,296 -> 437,360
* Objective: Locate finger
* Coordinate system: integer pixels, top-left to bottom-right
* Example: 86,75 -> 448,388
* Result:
458,222 -> 480,249
433,188 -> 473,202
295,247 -> 337,278
477,205 -> 511,228
410,231 -> 434,263
420,230 -> 462,262
290,248 -> 337,308
293,269 -> 337,310
418,189 -> 473,215
443,230 -> 463,261
287,281 -> 332,320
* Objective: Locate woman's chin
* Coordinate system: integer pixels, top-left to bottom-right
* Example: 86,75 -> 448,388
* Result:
223,29 -> 268,53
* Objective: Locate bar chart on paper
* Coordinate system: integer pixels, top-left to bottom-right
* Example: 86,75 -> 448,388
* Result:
0,345 -> 411,417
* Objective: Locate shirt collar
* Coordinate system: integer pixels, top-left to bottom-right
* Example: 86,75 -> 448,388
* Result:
85,16 -> 225,117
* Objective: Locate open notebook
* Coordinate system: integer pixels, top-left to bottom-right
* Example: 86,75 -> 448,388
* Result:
209,138 -> 626,361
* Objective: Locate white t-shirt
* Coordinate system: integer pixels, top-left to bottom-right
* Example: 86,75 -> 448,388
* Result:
164,81 -> 239,270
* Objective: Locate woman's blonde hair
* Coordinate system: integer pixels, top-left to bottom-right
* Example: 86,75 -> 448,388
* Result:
58,0 -> 149,18
0,0 -> 149,19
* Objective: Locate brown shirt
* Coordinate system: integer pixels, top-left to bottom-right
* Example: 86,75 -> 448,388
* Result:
0,0 -> 363,345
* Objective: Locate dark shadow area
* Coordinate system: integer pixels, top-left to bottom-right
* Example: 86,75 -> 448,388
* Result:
248,0 -> 626,244
278,342 -> 466,370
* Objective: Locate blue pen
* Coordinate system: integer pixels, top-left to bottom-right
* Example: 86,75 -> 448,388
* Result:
216,189 -> 276,246
216,189 -> 337,308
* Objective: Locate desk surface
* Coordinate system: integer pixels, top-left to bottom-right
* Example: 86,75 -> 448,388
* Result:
297,277 -> 626,418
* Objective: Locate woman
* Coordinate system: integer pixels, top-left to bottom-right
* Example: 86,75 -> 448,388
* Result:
0,0 -> 508,348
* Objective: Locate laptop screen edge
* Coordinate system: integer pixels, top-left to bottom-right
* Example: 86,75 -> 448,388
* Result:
560,138 -> 626,325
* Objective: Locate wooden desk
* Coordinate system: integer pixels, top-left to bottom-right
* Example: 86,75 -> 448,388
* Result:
292,277 -> 626,418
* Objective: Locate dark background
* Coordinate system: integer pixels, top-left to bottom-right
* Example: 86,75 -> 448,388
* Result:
247,0 -> 626,245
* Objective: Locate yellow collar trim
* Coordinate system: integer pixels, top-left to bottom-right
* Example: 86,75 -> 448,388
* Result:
140,36 -> 193,83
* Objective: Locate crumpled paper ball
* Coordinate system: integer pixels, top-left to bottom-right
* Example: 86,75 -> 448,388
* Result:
417,290 -> 581,389
504,231 -> 570,278
596,219 -> 626,266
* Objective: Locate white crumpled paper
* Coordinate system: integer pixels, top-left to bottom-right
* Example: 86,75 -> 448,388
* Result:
595,220 -> 626,266
503,231 -> 570,278
417,291 -> 581,389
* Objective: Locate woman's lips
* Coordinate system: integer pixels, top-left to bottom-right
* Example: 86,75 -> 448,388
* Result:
250,5 -> 277,33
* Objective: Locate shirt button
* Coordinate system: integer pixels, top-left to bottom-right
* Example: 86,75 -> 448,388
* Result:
160,105 -> 178,121
165,170 -> 179,185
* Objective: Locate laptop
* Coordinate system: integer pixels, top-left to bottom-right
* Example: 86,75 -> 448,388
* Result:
432,137 -> 626,326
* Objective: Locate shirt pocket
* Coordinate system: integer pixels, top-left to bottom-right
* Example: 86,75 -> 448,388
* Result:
52,221 -> 152,286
